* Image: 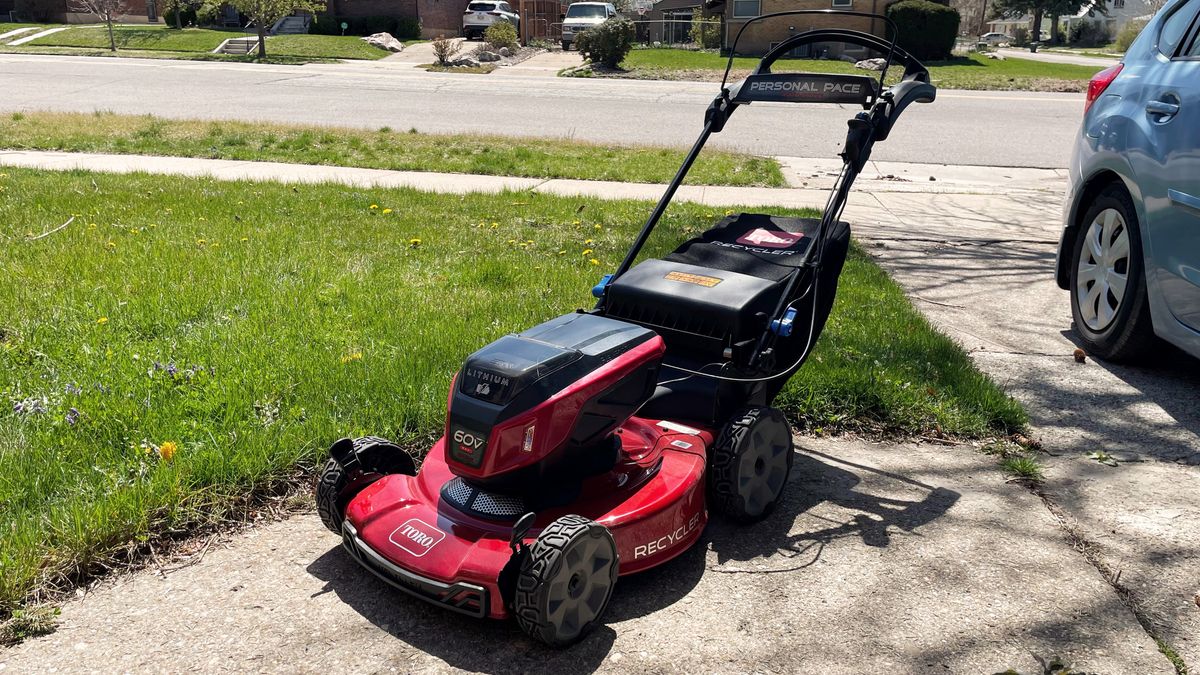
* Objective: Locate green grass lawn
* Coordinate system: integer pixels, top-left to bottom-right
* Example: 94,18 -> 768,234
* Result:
0,168 -> 1023,617
0,111 -> 786,187
266,33 -> 388,60
18,25 -> 387,60
610,49 -> 1104,91
29,26 -> 229,52
0,23 -> 48,38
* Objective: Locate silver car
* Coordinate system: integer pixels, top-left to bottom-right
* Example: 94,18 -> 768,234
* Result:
1056,0 -> 1200,361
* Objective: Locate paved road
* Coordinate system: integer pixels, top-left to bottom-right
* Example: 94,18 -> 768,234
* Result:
0,53 -> 1084,168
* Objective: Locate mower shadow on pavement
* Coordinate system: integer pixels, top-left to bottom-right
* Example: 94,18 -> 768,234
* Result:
704,446 -> 961,569
303,444 -> 959,665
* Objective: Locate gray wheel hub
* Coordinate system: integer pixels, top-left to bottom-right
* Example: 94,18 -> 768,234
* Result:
1076,208 -> 1130,332
737,421 -> 791,517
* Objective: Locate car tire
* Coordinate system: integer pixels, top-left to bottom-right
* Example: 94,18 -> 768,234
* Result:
1069,183 -> 1157,362
513,515 -> 618,647
708,407 -> 793,523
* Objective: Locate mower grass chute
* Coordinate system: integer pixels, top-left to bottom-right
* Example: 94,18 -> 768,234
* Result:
315,12 -> 935,647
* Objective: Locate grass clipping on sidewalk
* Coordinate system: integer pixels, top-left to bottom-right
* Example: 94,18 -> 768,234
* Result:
0,168 -> 1025,615
0,111 -> 786,188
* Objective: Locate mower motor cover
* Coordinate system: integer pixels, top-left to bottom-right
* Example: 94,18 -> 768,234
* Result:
445,312 -> 665,491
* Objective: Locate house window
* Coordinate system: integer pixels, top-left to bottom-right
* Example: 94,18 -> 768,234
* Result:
1114,0 -> 1124,8
733,0 -> 760,18
832,0 -> 852,6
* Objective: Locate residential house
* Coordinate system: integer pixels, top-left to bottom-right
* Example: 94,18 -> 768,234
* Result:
709,0 -> 900,54
13,0 -> 158,22
1061,0 -> 1154,38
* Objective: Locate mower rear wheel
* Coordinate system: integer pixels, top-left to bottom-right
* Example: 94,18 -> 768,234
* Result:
709,407 -> 794,522
316,436 -> 414,533
514,514 -> 619,647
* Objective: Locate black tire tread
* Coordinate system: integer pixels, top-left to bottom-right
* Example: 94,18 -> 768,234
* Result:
514,514 -> 618,647
709,406 -> 793,523
314,436 -> 413,534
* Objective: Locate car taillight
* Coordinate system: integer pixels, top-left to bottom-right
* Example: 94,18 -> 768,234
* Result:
1085,63 -> 1123,114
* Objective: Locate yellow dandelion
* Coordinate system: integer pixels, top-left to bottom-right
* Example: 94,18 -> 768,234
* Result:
211,242 -> 221,248
198,217 -> 207,222
382,208 -> 393,215
724,209 -> 735,216
96,317 -> 108,325
150,223 -> 157,228
196,239 -> 206,247
129,228 -> 139,234
572,220 -> 581,226
491,221 -> 499,228
582,248 -> 594,256
409,238 -> 421,248
340,352 -> 363,364
589,258 -> 601,266
557,250 -> 567,255
157,441 -> 178,462
88,223 -> 97,229
370,204 -> 379,210
584,238 -> 594,245
105,241 -> 116,249
240,237 -> 249,242
593,224 -> 602,230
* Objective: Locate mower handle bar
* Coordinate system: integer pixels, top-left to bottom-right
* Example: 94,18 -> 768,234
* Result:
721,10 -> 906,92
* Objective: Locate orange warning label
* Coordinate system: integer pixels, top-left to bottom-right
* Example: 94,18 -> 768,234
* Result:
664,271 -> 722,287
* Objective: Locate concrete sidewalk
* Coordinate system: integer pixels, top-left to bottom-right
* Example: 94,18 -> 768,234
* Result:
2,149 -> 1194,672
995,47 -> 1118,67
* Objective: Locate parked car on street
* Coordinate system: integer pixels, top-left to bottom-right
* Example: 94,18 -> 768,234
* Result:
560,1 -> 619,50
463,0 -> 520,40
979,32 -> 1011,45
1056,0 -> 1200,361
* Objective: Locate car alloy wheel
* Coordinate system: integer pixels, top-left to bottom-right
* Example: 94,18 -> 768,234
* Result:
1075,207 -> 1130,332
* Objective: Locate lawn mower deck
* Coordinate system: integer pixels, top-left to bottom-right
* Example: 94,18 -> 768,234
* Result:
316,10 -> 935,647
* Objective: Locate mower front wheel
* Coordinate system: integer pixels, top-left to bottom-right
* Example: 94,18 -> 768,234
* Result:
514,514 -> 619,647
709,407 -> 794,522
316,436 -> 415,533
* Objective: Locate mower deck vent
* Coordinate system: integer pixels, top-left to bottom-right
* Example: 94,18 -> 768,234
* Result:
441,477 -> 526,520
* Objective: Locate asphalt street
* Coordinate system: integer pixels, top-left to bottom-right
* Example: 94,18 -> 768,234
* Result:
0,53 -> 1083,168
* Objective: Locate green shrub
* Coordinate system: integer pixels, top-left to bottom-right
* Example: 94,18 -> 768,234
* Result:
1069,20 -> 1112,47
1114,18 -> 1145,52
484,20 -> 518,50
1011,26 -> 1029,47
576,17 -> 634,68
886,0 -> 960,61
690,14 -> 720,49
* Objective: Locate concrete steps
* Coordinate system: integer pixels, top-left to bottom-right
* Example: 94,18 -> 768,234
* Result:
271,16 -> 308,34
214,36 -> 258,55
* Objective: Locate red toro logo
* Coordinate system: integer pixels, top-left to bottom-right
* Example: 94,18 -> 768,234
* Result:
736,228 -> 806,249
389,518 -> 446,557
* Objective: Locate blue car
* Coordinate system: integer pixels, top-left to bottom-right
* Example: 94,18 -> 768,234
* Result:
1056,0 -> 1200,361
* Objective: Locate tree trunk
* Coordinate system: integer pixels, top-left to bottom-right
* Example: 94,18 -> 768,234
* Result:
107,17 -> 116,51
978,0 -> 989,36
1030,7 -> 1043,45
175,3 -> 182,29
1050,13 -> 1060,44
257,22 -> 267,58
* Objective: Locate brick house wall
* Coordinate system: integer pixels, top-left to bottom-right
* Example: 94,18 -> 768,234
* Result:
721,0 -> 896,54
417,0 -> 466,36
329,0 -> 417,18
14,0 -> 154,22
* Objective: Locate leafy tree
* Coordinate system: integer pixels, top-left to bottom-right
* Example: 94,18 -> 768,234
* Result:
159,0 -> 195,29
202,0 -> 327,58
66,0 -> 129,51
992,0 -> 1104,45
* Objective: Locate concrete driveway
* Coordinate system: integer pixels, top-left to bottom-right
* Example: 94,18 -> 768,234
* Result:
995,48 -> 1118,67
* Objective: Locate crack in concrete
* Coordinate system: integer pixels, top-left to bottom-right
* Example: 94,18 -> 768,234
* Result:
1033,488 -> 1190,674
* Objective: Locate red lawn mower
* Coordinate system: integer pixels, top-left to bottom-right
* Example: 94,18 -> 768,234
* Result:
316,12 -> 935,647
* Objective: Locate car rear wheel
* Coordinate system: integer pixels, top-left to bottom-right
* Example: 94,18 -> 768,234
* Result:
1069,184 -> 1156,362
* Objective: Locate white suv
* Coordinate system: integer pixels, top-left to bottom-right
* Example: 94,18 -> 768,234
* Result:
463,1 -> 520,41
560,2 -> 618,50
